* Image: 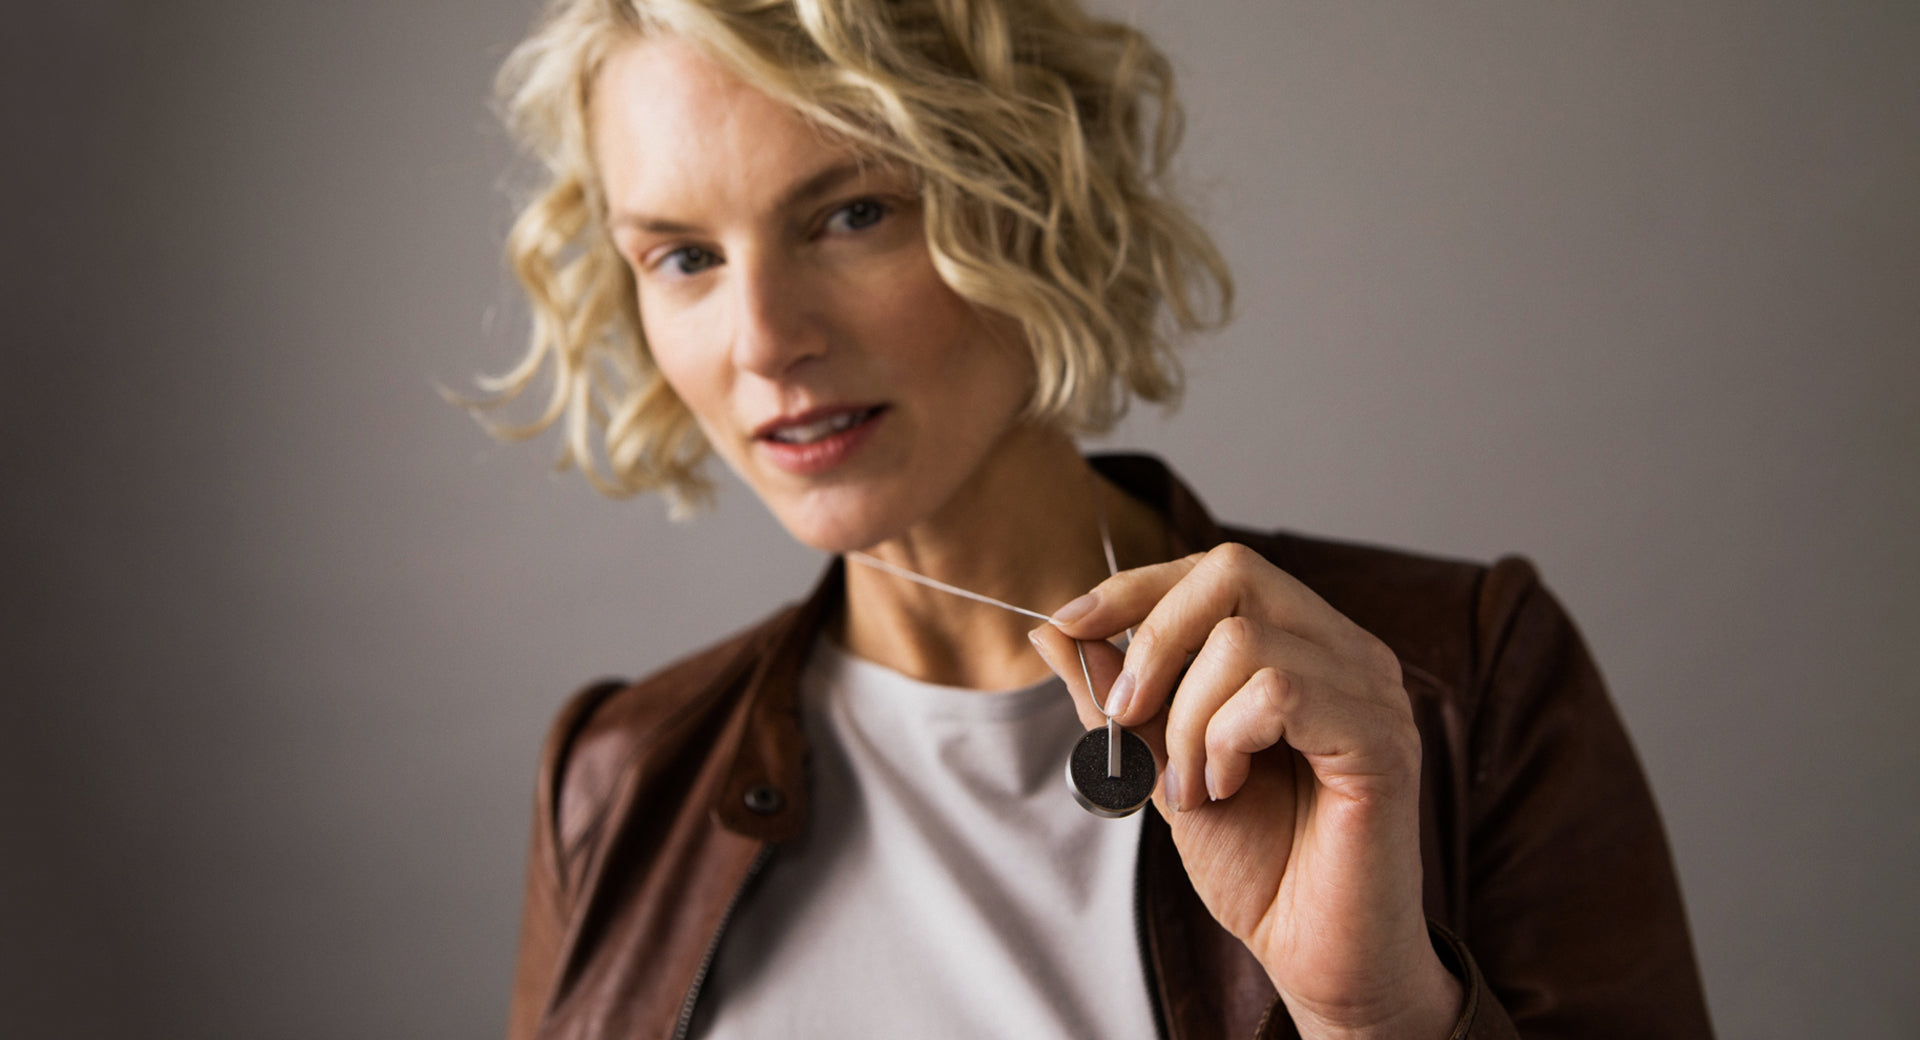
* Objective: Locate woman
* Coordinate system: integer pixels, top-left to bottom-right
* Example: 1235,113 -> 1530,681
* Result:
481,1 -> 1712,1037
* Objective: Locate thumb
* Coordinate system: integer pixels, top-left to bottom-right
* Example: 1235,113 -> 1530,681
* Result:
1029,624 -> 1127,731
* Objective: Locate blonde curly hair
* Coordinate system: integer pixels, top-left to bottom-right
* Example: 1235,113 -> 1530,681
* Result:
476,0 -> 1231,512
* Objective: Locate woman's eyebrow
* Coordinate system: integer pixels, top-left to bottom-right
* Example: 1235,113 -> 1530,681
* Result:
609,212 -> 701,235
607,160 -> 880,234
775,159 -> 870,212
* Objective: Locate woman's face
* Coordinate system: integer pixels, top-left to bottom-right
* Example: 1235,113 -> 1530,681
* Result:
593,35 -> 1036,553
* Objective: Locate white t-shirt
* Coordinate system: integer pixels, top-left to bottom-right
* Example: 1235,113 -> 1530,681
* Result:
690,638 -> 1158,1039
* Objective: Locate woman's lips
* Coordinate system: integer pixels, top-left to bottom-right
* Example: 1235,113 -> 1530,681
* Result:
754,405 -> 887,475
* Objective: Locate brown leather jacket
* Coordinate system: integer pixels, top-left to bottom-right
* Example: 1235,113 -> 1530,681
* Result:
507,455 -> 1713,1040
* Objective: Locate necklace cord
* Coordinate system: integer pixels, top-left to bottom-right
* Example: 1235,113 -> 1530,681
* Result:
1089,473 -> 1127,776
843,550 -> 1052,622
841,473 -> 1127,776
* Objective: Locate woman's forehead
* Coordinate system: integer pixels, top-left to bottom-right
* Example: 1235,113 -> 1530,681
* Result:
592,35 -> 889,220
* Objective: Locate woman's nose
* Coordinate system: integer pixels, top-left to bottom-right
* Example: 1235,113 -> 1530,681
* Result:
729,255 -> 827,378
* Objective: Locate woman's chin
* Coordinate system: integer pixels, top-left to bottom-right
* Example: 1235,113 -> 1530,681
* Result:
763,492 -> 908,557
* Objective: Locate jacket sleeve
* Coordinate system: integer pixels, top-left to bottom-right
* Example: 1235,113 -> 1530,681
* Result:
1445,558 -> 1713,1038
505,680 -> 627,1040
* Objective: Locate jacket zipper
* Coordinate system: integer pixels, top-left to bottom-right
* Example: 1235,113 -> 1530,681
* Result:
671,843 -> 773,1040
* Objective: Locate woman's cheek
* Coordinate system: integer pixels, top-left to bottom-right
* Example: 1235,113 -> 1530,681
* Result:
643,310 -> 718,401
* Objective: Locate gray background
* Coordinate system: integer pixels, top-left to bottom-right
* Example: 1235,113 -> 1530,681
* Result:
4,1 -> 1916,1037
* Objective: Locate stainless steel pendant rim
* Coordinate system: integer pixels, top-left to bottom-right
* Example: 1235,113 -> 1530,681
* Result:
1065,725 -> 1156,818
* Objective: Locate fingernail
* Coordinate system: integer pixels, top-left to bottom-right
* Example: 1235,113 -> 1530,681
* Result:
1052,593 -> 1096,627
1204,762 -> 1220,802
1104,672 -> 1135,718
1161,763 -> 1180,810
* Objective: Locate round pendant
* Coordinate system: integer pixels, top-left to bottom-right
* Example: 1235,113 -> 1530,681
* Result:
1066,725 -> 1157,818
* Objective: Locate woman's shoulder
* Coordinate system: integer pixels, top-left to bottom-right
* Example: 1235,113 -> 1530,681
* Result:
560,606 -> 793,747
1227,525 -> 1556,710
1103,454 -> 1560,701
531,601 -> 807,857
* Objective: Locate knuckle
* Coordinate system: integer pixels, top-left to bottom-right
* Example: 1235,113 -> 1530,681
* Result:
1208,542 -> 1260,572
1204,725 -> 1237,760
1252,665 -> 1295,712
1163,709 -> 1204,757
1125,625 -> 1158,665
1361,636 -> 1403,688
1212,615 -> 1261,657
1384,719 -> 1424,775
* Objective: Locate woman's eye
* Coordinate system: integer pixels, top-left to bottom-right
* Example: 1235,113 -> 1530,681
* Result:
657,245 -> 720,276
825,198 -> 889,234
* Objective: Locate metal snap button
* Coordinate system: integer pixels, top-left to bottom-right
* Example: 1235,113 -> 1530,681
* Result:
743,784 -> 784,815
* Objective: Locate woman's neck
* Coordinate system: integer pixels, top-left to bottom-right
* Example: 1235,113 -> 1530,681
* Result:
834,430 -> 1167,690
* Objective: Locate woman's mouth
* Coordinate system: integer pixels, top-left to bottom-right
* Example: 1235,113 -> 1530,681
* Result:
755,405 -> 887,474
763,406 -> 884,445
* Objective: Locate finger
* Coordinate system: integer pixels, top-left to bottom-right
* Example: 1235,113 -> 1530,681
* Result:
1204,654 -> 1421,805
1200,668 -> 1295,803
1029,624 -> 1173,789
1027,625 -> 1129,732
1053,545 -> 1351,646
1048,554 -> 1205,641
1161,617 -> 1329,810
1111,543 -> 1363,728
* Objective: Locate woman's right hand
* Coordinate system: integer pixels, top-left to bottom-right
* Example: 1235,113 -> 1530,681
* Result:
1030,545 -> 1461,1040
